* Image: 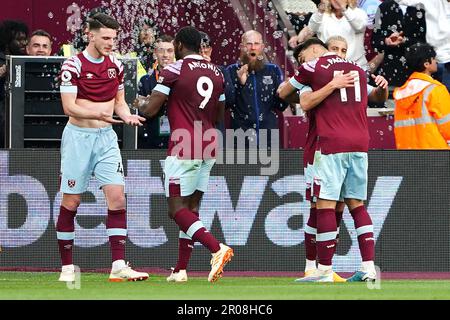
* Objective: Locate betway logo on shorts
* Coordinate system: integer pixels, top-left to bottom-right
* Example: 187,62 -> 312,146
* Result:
0,151 -> 402,271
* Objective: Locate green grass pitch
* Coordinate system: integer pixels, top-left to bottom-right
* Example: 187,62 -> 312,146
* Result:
0,272 -> 449,300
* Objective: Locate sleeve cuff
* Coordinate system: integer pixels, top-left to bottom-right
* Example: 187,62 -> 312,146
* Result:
289,77 -> 306,90
60,86 -> 77,94
299,86 -> 313,95
153,84 -> 171,95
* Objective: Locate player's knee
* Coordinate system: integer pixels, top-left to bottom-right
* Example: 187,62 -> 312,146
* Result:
344,198 -> 364,210
108,194 -> 126,210
62,197 -> 81,211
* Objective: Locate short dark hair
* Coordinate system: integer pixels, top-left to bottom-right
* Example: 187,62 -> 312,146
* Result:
405,42 -> 436,72
175,26 -> 201,53
293,37 -> 326,63
292,38 -> 327,63
87,13 -> 120,31
199,31 -> 211,47
0,20 -> 29,52
156,34 -> 174,44
29,29 -> 52,43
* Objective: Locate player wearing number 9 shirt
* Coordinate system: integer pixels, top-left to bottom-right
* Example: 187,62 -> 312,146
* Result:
285,38 -> 377,282
137,26 -> 233,283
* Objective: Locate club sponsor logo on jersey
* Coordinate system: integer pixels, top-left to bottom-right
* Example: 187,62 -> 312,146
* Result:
68,179 -> 76,188
108,68 -> 117,79
263,76 -> 273,85
86,73 -> 94,79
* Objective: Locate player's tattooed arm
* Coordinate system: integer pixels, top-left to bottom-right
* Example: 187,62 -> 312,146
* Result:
300,72 -> 356,111
277,79 -> 297,100
133,90 -> 168,118
277,80 -> 300,103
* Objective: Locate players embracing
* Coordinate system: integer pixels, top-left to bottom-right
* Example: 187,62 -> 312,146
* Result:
279,38 -> 388,282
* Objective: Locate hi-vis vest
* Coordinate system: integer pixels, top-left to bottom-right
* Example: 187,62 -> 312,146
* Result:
393,72 -> 450,149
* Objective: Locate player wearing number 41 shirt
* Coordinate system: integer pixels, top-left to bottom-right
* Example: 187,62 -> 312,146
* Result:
57,13 -> 148,283
279,38 -> 378,282
135,26 -> 233,283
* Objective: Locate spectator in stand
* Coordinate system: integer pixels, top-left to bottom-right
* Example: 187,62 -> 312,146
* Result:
199,31 -> 230,145
137,34 -> 175,149
393,42 -> 450,149
134,19 -> 159,73
0,20 -> 29,148
358,0 -> 381,26
394,0 -> 450,92
357,0 -> 383,74
372,0 -> 426,89
26,29 -> 52,56
224,30 -> 288,148
199,31 -> 213,63
308,0 -> 369,69
280,0 -> 319,48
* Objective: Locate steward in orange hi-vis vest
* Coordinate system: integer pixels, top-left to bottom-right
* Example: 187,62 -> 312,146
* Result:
393,72 -> 450,149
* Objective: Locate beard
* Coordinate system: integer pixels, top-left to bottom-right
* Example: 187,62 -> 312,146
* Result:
240,51 -> 265,72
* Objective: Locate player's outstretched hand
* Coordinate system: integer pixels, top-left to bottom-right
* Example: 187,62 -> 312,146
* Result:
371,74 -> 388,89
99,111 -> 123,124
330,72 -> 355,89
121,114 -> 146,126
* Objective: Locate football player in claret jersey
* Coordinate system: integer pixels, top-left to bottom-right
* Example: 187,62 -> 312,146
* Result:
279,38 -> 386,282
136,26 -> 233,283
57,13 -> 148,282
280,37 -> 388,282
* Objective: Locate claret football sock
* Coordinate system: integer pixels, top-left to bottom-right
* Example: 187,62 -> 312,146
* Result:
174,211 -> 199,272
174,235 -> 194,272
316,208 -> 338,266
350,206 -> 375,262
107,209 -> 127,262
304,207 -> 317,262
173,208 -> 220,253
56,206 -> 76,266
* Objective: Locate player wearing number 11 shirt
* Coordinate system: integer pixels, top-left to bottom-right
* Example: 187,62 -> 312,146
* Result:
136,26 -> 233,283
287,38 -> 376,282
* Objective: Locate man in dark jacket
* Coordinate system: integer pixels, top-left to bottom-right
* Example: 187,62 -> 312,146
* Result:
224,30 -> 288,148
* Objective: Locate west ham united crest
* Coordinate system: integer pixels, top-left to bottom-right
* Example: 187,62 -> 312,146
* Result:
107,68 -> 116,78
68,179 -> 76,188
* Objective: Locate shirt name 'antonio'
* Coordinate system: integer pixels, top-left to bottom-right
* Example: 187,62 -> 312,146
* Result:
321,56 -> 358,70
188,61 -> 221,76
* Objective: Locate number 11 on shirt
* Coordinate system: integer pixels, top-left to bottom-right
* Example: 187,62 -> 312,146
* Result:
334,70 -> 361,103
